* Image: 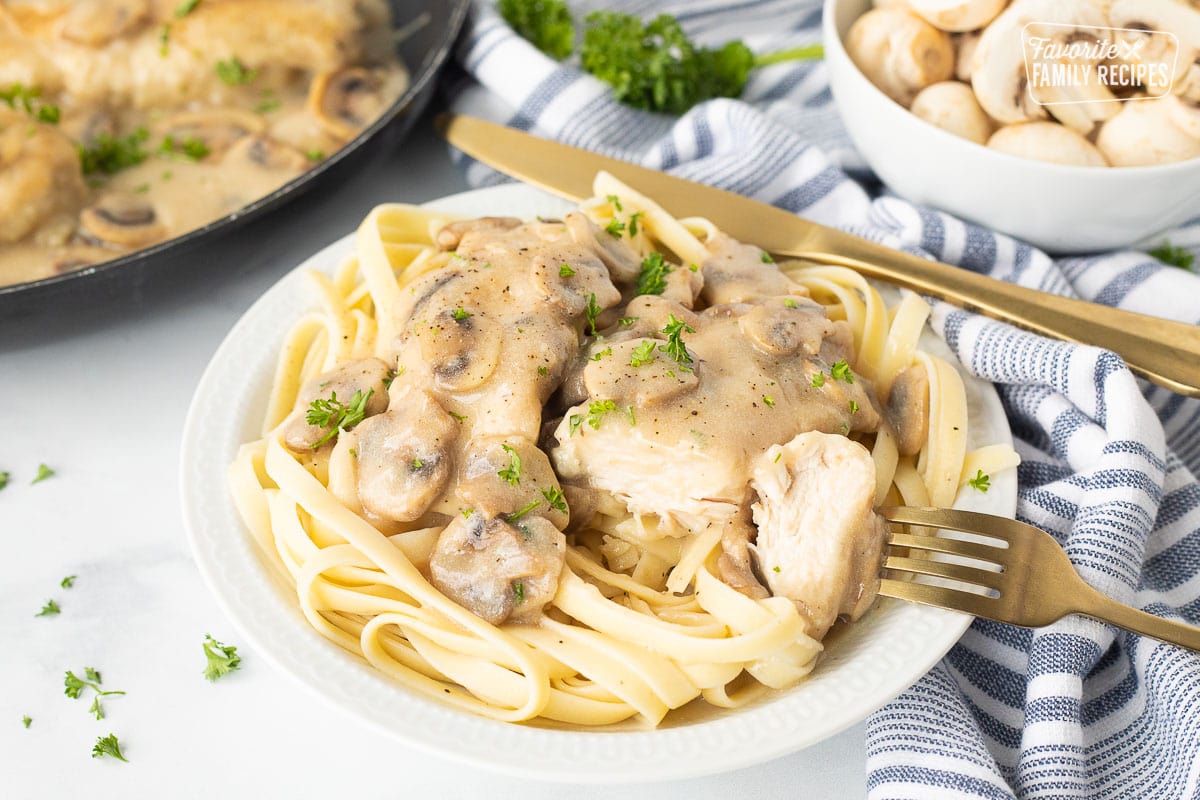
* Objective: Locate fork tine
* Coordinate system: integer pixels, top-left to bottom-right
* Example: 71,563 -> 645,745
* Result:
888,531 -> 1007,565
884,554 -> 1004,590
880,506 -> 1018,542
878,578 -> 1000,619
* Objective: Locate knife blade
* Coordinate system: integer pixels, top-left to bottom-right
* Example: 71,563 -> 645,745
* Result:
439,113 -> 1200,397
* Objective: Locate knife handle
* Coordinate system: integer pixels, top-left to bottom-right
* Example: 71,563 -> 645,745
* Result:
789,235 -> 1200,398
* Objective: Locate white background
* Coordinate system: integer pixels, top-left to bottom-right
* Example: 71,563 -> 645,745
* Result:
0,117 -> 866,799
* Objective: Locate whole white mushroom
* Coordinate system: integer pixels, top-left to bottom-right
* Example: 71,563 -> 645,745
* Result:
988,121 -> 1108,166
845,7 -> 956,107
1097,98 -> 1200,166
910,81 -> 995,143
906,0 -> 1008,32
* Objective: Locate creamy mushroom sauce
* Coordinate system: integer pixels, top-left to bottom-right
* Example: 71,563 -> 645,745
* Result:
0,0 -> 408,287
279,215 -> 924,634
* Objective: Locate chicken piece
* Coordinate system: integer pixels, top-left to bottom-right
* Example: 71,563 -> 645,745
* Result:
352,389 -> 459,522
429,513 -> 566,625
454,436 -> 568,529
750,432 -> 886,640
699,232 -> 800,306
0,111 -> 87,245
435,217 -> 522,251
552,297 -> 878,531
281,357 -> 391,452
887,364 -> 930,457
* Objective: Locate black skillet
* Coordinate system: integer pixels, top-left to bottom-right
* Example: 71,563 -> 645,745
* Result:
0,0 -> 471,317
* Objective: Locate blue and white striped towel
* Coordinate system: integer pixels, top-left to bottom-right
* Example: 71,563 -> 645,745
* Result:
448,1 -> 1200,796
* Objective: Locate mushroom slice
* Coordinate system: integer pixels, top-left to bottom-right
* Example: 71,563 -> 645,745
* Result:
435,217 -> 522,251
455,436 -> 569,530
987,122 -> 1108,166
354,390 -> 459,522
281,357 -> 392,452
910,80 -> 994,143
60,0 -> 150,46
429,513 -> 567,625
564,211 -> 643,283
1097,98 -> 1200,166
886,364 -> 930,456
907,0 -> 1006,32
750,432 -> 886,640
223,135 -> 309,172
308,67 -> 388,141
79,194 -> 166,248
700,232 -> 798,306
845,7 -> 955,107
582,337 -> 700,407
738,297 -> 834,357
410,302 -> 503,393
717,515 -> 770,600
160,109 -> 265,159
530,248 -> 620,318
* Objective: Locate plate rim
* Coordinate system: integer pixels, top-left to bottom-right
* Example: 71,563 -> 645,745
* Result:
180,183 -> 1017,783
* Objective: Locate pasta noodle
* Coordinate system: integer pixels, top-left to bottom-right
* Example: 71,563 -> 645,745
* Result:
228,175 -> 1018,727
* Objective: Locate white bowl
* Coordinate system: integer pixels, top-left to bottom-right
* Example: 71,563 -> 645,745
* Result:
823,0 -> 1200,254
181,184 -> 1018,782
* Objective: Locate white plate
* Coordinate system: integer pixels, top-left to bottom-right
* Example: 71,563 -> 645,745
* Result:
181,184 -> 1016,783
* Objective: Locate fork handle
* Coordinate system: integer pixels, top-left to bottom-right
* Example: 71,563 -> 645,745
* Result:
791,234 -> 1200,397
1073,586 -> 1200,653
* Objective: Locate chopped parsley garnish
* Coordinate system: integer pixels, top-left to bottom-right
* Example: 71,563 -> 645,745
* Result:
773,565 -> 781,572
659,315 -> 695,371
784,298 -> 798,308
215,57 -> 257,86
586,399 -> 618,429
461,508 -> 474,519
22,716 -> 31,729
967,470 -> 991,493
36,600 -> 60,617
559,263 -> 576,278
65,668 -> 125,719
92,733 -> 128,763
202,634 -> 242,681
606,194 -> 623,211
626,404 -> 637,425
541,486 -> 568,513
849,399 -> 859,414
760,251 -> 774,263
774,452 -> 782,463
506,499 -> 541,522
590,347 -> 613,361
568,414 -> 584,436
1150,242 -> 1194,271
763,395 -> 775,408
175,0 -> 201,16
61,575 -> 76,589
604,219 -> 625,237
580,12 -> 823,114
411,458 -> 424,470
452,307 -> 471,321
635,252 -> 672,296
629,339 -> 657,367
0,471 -> 8,490
79,128 -> 150,175
255,98 -> 281,113
159,23 -> 171,56
498,0 -> 575,60
513,580 -> 526,605
628,211 -> 642,237
32,463 -> 55,484
830,359 -> 854,383
537,365 -> 548,377
37,105 -> 60,124
812,371 -> 825,387
584,293 -> 601,335
0,84 -> 59,124
306,389 -> 373,448
498,444 -> 522,485
618,316 -> 637,327
160,134 -> 210,161
448,411 -> 468,423
306,149 -> 325,163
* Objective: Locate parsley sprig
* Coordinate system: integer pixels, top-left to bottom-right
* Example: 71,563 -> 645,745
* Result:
498,0 -> 574,60
216,57 -> 257,85
79,129 -> 149,175
541,486 -> 568,513
305,389 -> 373,449
967,470 -> 991,493
1150,242 -> 1194,271
660,315 -> 695,371
92,733 -> 128,762
202,634 -> 241,681
65,668 -> 125,719
497,444 -> 522,486
635,252 -> 671,296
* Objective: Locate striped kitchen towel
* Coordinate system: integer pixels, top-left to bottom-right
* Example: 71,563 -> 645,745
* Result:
448,1 -> 1200,797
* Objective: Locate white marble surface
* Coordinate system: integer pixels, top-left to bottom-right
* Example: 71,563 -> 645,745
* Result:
0,116 -> 867,799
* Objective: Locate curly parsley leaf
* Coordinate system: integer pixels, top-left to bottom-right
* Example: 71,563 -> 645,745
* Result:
92,733 -> 128,762
22,715 -> 31,729
61,575 -> 76,589
79,129 -> 149,175
660,315 -> 695,372
202,634 -> 242,682
32,463 -> 55,483
0,471 -> 8,490
629,339 -> 657,367
1150,242 -> 1195,271
215,57 -> 256,85
541,486 -> 568,513
306,389 -> 373,449
498,0 -> 574,60
635,252 -> 672,296
586,399 -> 618,429
497,444 -> 522,486
830,359 -> 854,383
584,293 -> 602,335
967,470 -> 991,493
36,599 -> 60,617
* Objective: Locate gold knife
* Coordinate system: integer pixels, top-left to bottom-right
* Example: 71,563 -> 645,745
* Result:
438,113 -> 1200,398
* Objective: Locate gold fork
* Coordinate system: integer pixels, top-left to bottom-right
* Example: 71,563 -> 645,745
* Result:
879,506 -> 1200,652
